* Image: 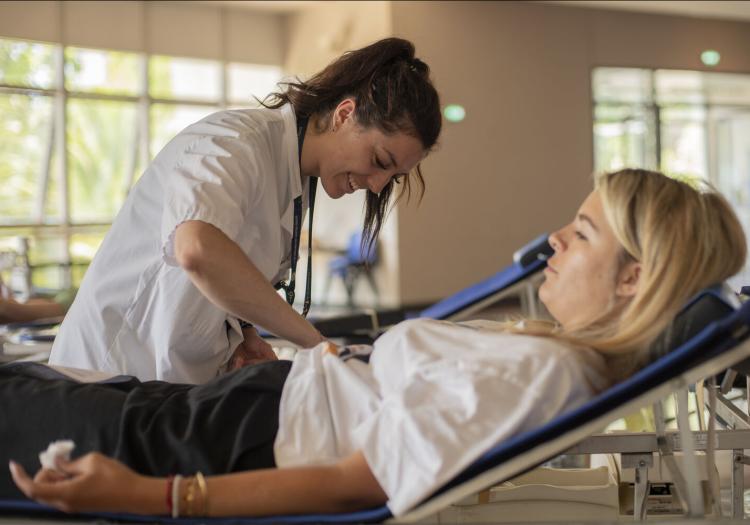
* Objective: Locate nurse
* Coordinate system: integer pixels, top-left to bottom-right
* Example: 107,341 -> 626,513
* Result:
48,37 -> 442,383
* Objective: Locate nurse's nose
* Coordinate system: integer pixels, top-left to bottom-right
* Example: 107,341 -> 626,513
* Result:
367,170 -> 393,194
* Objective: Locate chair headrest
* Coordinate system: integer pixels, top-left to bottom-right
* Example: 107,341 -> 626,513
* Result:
513,234 -> 554,268
648,283 -> 740,361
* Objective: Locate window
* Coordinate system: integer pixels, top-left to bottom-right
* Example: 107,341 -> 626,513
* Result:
593,67 -> 750,288
0,37 -> 282,294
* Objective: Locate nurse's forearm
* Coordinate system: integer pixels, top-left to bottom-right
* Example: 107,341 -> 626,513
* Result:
174,220 -> 324,348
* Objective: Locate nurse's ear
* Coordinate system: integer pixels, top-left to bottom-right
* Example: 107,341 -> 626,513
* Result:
331,98 -> 357,132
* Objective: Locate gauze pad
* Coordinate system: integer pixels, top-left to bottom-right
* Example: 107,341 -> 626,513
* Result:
39,440 -> 75,472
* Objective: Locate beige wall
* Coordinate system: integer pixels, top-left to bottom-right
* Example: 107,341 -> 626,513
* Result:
285,1 -> 391,75
392,1 -> 750,305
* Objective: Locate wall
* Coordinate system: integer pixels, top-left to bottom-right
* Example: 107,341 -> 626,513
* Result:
391,1 -> 750,305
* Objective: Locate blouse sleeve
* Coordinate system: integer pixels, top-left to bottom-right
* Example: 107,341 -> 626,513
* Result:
160,133 -> 266,266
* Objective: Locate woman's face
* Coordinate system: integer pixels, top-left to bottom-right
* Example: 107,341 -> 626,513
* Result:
538,190 -> 640,330
311,99 -> 426,199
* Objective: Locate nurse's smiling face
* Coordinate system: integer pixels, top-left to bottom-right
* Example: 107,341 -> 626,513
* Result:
538,190 -> 641,331
302,99 -> 426,199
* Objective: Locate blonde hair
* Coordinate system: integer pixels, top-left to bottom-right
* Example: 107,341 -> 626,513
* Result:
513,169 -> 747,381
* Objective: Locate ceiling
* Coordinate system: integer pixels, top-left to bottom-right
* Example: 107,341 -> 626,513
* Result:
200,0 -> 750,21
542,1 -> 750,22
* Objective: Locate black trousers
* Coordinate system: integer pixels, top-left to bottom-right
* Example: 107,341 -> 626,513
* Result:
0,360 -> 291,499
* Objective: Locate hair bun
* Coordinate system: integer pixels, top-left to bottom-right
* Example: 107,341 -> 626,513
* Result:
409,57 -> 428,74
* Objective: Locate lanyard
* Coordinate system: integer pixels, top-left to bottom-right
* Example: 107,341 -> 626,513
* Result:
274,115 -> 316,318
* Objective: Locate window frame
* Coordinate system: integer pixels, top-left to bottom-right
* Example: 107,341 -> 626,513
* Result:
0,38 -> 281,289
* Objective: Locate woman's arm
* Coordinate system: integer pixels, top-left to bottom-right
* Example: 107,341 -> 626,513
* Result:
10,451 -> 387,517
174,220 -> 324,348
0,297 -> 66,324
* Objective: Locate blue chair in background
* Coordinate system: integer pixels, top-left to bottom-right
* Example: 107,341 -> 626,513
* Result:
323,231 -> 379,307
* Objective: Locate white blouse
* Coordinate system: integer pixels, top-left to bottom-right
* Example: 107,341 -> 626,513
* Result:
50,104 -> 307,384
274,318 -> 609,516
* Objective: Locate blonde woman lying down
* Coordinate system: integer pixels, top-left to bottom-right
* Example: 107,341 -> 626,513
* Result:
2,168 -> 745,518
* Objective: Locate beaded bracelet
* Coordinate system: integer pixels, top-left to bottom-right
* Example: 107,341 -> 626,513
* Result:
172,474 -> 183,518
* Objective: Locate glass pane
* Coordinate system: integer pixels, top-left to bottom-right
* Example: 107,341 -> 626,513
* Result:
593,104 -> 657,172
592,68 -> 653,104
704,72 -> 750,106
65,47 -> 141,96
28,234 -> 68,291
44,143 -> 63,223
0,233 -> 31,296
0,38 -> 56,89
68,99 -> 138,223
150,104 -> 218,157
70,230 -> 106,287
0,232 -> 66,293
713,111 -> 750,288
149,55 -> 221,102
0,93 -> 54,225
660,110 -> 707,180
655,70 -> 705,105
228,63 -> 283,104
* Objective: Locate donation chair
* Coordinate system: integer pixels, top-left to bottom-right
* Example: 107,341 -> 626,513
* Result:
3,283 -> 749,523
322,231 -> 379,307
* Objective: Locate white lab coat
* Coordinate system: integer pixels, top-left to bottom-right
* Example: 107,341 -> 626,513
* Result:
274,318 -> 610,516
49,104 -> 307,384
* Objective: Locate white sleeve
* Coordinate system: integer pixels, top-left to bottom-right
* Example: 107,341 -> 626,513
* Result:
160,135 -> 265,266
357,353 -> 581,516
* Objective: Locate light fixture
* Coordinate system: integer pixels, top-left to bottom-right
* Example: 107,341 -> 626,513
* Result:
443,104 -> 466,123
701,49 -> 720,67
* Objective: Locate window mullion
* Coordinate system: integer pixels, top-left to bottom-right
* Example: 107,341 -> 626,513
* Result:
55,44 -> 72,288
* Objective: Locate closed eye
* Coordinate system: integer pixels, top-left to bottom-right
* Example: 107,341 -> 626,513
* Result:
575,230 -> 587,241
374,156 -> 388,170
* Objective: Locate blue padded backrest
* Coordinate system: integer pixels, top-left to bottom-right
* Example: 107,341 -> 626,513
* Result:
346,231 -> 376,264
416,234 -> 551,320
648,283 -> 740,362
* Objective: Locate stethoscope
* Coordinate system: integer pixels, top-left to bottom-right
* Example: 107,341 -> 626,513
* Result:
273,114 -> 316,318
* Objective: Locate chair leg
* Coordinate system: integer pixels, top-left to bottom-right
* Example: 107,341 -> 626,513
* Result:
364,270 -> 379,304
344,271 -> 357,307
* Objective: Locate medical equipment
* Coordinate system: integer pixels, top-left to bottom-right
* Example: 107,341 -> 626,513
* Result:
271,115 -> 317,319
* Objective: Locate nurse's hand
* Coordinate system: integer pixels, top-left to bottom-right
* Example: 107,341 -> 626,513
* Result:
9,453 -> 149,514
228,326 -> 278,371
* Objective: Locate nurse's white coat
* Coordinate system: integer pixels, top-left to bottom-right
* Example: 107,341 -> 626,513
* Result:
49,104 -> 307,384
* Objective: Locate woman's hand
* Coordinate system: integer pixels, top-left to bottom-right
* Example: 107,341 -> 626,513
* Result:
9,453 -> 158,514
227,326 -> 278,371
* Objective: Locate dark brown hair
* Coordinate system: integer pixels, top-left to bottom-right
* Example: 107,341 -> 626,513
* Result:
262,37 -> 442,253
